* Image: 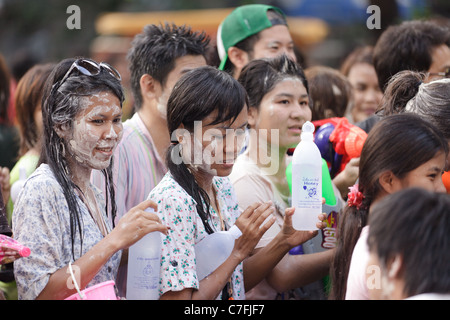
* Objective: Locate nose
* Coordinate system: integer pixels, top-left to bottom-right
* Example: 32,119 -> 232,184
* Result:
436,177 -> 447,194
104,122 -> 121,140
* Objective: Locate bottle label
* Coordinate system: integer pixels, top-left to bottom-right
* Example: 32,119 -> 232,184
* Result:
296,175 -> 321,209
129,257 -> 160,290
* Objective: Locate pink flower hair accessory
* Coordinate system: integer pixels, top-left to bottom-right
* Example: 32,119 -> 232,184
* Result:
347,184 -> 364,209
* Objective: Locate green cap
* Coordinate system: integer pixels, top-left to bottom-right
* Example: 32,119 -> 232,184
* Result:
217,4 -> 287,70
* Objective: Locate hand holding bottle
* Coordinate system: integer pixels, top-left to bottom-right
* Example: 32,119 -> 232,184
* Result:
278,207 -> 327,250
108,200 -> 169,251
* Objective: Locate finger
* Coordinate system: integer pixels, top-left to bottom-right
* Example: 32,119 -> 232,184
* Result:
135,199 -> 158,212
146,223 -> 170,236
252,204 -> 275,228
241,202 -> 262,218
258,215 -> 276,236
249,201 -> 273,223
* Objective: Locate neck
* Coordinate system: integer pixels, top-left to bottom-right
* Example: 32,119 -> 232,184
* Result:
189,165 -> 215,195
65,158 -> 92,196
138,107 -> 170,160
247,131 -> 289,178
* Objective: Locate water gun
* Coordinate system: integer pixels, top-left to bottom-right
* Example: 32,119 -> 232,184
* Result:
312,117 -> 367,179
443,171 -> 450,194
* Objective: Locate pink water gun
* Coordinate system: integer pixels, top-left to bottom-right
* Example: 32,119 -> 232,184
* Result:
0,234 -> 30,264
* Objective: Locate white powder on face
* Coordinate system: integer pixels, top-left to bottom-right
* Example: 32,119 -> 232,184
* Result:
67,93 -> 122,171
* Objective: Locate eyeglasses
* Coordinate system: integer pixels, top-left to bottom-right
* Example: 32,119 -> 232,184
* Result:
429,67 -> 450,79
53,58 -> 121,91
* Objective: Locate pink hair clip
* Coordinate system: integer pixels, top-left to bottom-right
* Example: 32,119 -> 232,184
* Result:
347,184 -> 364,209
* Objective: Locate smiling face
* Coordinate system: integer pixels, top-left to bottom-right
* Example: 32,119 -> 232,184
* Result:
392,151 -> 447,194
179,107 -> 248,178
249,77 -> 311,150
64,91 -> 123,172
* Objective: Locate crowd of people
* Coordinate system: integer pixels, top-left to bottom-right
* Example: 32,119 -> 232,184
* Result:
0,4 -> 449,300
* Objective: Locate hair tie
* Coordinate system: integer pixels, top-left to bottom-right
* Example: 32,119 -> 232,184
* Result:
347,184 -> 364,209
170,141 -> 179,145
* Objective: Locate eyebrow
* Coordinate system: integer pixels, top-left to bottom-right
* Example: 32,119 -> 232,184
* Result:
274,93 -> 308,99
221,121 -> 248,130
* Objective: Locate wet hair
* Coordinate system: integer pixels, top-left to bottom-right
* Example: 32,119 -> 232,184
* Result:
373,20 -> 450,92
381,70 -> 450,141
304,65 -> 352,120
238,54 -> 309,114
41,57 -> 124,259
368,188 -> 450,297
329,113 -> 448,300
222,9 -> 288,75
127,23 -> 210,111
15,63 -> 55,156
166,66 -> 248,234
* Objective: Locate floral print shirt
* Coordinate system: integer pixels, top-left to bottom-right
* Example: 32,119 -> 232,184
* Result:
12,164 -> 121,300
148,172 -> 245,300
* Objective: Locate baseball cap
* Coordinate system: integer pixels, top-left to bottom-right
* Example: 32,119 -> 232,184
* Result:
217,4 -> 287,70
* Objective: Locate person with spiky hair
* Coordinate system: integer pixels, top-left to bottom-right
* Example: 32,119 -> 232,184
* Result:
91,23 -> 209,296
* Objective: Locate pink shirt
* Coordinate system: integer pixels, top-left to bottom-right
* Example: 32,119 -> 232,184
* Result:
345,225 -> 370,300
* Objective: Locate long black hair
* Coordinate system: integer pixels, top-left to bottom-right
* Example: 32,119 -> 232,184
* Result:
40,57 -> 124,259
329,113 -> 448,300
166,66 -> 248,234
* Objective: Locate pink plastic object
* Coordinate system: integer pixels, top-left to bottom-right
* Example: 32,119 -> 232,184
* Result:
0,234 -> 31,264
65,280 -> 118,300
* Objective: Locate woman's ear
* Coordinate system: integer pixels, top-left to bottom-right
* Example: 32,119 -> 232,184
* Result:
378,170 -> 402,194
54,123 -> 70,139
247,106 -> 259,128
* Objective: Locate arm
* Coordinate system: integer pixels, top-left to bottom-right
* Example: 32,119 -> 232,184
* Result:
160,202 -> 276,300
333,157 -> 359,198
242,207 -> 324,291
36,200 -> 168,300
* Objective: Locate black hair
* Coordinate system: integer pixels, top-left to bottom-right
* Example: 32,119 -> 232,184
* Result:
41,57 -> 124,259
329,113 -> 448,300
368,188 -> 450,297
127,23 -> 210,111
373,20 -> 450,92
238,54 -> 309,111
166,66 -> 248,234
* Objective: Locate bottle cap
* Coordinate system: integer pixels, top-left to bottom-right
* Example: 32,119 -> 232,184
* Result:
228,225 -> 242,239
301,121 -> 315,141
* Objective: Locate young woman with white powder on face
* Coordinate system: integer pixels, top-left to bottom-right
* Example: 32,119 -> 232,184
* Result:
12,58 -> 168,300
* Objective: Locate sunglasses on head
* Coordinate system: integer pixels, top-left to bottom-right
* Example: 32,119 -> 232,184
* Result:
53,58 -> 121,92
429,67 -> 450,79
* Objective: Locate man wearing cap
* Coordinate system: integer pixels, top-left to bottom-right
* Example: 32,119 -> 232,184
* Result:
217,4 -> 297,78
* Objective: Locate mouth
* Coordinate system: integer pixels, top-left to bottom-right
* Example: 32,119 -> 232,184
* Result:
287,125 -> 302,134
95,146 -> 114,156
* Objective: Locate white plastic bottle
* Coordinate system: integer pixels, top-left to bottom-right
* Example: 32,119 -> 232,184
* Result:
194,224 -> 242,281
291,121 -> 322,230
126,208 -> 161,300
